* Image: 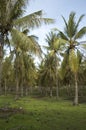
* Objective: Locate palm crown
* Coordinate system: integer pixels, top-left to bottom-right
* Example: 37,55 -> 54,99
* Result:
0,0 -> 54,57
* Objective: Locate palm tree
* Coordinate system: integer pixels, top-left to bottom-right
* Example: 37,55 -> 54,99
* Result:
45,32 -> 62,98
38,31 -> 66,98
0,0 -> 54,55
38,53 -> 58,97
58,12 -> 86,105
2,56 -> 13,95
12,31 -> 42,99
0,0 -> 54,94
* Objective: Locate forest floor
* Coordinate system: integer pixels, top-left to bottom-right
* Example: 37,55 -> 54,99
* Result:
0,95 -> 86,130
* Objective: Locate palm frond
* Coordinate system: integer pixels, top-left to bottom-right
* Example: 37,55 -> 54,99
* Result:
59,31 -> 69,41
60,52 -> 69,78
0,0 -> 8,24
11,28 -> 41,56
62,15 -> 68,34
69,49 -> 79,73
74,27 -> 86,40
75,14 -> 85,32
14,10 -> 54,29
67,12 -> 76,38
10,0 -> 28,20
55,38 -> 68,49
0,0 -> 28,25
28,35 -> 42,57
77,50 -> 82,64
62,16 -> 68,29
80,43 -> 86,49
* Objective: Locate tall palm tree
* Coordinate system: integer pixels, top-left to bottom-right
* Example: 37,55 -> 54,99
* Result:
38,53 -> 58,97
38,31 -> 66,98
2,56 -> 13,95
0,0 -> 54,94
0,0 -> 54,58
0,0 -> 54,55
12,30 -> 42,99
58,12 -> 86,105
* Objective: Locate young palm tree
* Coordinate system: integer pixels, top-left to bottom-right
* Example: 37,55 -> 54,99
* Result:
58,12 -> 86,105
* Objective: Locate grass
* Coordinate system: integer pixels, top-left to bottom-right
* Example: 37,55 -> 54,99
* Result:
0,95 -> 86,130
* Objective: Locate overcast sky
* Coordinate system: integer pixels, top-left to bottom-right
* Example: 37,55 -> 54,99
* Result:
25,0 -> 86,48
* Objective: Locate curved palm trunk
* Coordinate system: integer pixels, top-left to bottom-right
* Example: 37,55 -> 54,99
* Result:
73,73 -> 79,105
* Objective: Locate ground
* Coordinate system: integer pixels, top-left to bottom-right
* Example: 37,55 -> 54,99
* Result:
0,95 -> 86,130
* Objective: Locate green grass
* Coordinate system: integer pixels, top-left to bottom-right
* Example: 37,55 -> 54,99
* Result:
0,95 -> 86,130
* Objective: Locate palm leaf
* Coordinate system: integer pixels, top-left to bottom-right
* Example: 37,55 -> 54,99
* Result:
75,14 -> 85,32
74,27 -> 86,40
11,28 -> 41,56
62,15 -> 68,35
67,12 -> 76,38
10,0 -> 28,20
0,0 -> 28,24
62,16 -> 68,29
60,52 -> 69,79
54,38 -> 68,50
80,43 -> 86,49
28,35 -> 42,57
59,31 -> 69,41
69,49 -> 79,73
14,10 -> 54,29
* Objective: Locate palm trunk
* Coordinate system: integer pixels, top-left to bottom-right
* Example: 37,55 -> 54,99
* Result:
15,77 -> 19,100
50,87 -> 53,97
21,78 -> 24,97
25,87 -> 28,96
5,78 -> 7,96
56,79 -> 59,99
0,59 -> 2,95
73,73 -> 78,105
0,32 -> 4,95
45,87 -> 48,96
21,85 -> 24,97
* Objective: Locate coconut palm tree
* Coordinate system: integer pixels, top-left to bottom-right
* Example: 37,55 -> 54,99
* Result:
38,53 -> 58,97
0,0 -> 54,94
38,31 -> 66,98
12,30 -> 42,99
0,0 -> 54,55
1,56 -> 13,95
58,12 -> 86,105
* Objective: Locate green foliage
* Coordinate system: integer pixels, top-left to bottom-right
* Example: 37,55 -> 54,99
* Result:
14,10 -> 54,29
69,49 -> 79,73
74,27 -> 86,39
58,12 -> 86,75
